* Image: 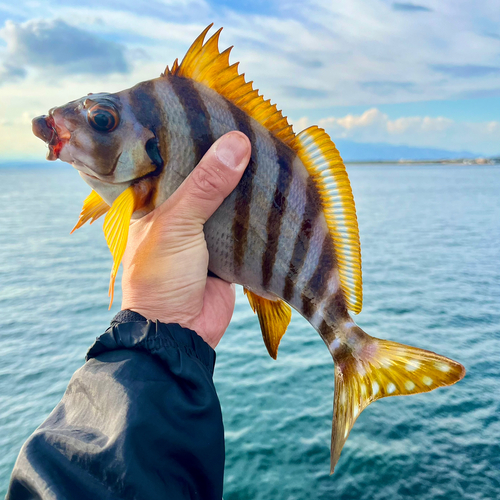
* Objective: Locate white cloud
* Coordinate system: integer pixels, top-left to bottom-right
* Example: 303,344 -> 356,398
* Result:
0,0 -> 500,157
0,19 -> 130,83
316,108 -> 500,155
4,0 -> 496,107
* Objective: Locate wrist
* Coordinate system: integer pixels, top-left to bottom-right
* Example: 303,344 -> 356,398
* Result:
121,286 -> 203,328
120,303 -> 192,328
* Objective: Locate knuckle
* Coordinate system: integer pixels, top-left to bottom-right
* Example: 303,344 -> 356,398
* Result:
190,163 -> 228,199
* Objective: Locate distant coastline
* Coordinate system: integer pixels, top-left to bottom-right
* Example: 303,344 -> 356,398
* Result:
1,157 -> 499,168
345,157 -> 500,165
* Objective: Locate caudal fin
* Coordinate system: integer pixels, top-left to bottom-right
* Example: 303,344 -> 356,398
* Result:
329,325 -> 465,473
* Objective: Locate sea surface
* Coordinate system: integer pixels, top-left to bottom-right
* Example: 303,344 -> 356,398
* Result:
0,164 -> 499,499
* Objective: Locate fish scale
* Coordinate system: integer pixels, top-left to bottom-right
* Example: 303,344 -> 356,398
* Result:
31,24 -> 466,473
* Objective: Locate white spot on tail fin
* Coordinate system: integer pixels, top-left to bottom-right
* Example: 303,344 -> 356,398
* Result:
405,381 -> 415,391
435,362 -> 450,372
387,383 -> 396,394
340,390 -> 346,405
406,361 -> 420,371
372,381 -> 379,396
422,376 -> 433,386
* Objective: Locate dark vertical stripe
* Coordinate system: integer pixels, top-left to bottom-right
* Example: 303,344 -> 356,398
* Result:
302,237 -> 335,318
283,177 -> 322,301
129,81 -> 164,131
227,102 -> 257,273
127,81 -> 167,185
318,319 -> 330,338
261,139 -> 295,288
169,76 -> 215,162
325,288 -> 350,324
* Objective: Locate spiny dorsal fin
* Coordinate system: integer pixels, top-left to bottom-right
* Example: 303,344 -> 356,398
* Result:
290,126 -> 363,313
165,25 -> 295,146
244,288 -> 292,359
70,190 -> 110,234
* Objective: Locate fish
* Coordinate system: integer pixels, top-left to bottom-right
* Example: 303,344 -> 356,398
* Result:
31,24 -> 465,473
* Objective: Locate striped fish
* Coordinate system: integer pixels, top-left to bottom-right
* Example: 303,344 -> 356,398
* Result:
31,25 -> 465,472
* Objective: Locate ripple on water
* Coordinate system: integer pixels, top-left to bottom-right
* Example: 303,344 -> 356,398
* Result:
1,164 -> 499,499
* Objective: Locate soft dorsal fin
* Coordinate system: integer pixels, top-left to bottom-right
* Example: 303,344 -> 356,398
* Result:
290,126 -> 363,313
166,24 -> 295,146
244,288 -> 292,359
70,190 -> 110,234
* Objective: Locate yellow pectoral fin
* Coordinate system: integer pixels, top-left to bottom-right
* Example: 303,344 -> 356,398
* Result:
70,190 -> 110,234
244,289 -> 292,360
103,186 -> 136,308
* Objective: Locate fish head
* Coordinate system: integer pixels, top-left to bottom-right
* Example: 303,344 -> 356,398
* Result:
32,87 -> 163,206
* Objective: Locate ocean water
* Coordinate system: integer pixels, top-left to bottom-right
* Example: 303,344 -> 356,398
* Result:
0,164 -> 499,499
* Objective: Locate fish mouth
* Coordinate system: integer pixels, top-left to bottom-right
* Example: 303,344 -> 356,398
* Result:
32,112 -> 71,161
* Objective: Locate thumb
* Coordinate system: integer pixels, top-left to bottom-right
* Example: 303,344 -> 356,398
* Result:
165,131 -> 251,224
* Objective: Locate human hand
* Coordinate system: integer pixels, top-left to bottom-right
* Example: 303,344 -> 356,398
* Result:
121,132 -> 251,349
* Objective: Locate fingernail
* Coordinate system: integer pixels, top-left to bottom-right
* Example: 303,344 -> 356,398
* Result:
215,133 -> 249,169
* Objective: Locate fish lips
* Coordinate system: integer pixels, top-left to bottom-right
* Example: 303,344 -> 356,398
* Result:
32,115 -> 67,161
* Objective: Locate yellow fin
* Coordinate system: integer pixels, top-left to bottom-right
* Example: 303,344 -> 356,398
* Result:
244,288 -> 292,359
103,187 -> 136,308
329,326 -> 465,473
167,25 -> 295,146
70,190 -> 110,234
291,126 -> 362,313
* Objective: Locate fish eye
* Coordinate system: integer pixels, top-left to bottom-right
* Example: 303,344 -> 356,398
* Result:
87,103 -> 119,132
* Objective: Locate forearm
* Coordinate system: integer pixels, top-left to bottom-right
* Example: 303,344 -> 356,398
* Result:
7,311 -> 224,500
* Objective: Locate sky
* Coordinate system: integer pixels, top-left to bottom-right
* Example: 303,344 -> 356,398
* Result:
0,0 -> 499,159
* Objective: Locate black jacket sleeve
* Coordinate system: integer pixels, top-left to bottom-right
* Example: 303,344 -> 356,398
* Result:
6,310 -> 224,500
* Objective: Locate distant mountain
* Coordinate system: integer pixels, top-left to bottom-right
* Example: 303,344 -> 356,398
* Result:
334,140 -> 480,162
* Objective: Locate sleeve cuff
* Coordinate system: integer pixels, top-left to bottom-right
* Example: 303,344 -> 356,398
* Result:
86,311 -> 216,375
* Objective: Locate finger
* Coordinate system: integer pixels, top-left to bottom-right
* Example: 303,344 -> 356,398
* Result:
164,131 -> 251,224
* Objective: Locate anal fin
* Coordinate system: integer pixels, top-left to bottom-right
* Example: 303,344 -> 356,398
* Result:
103,187 -> 137,308
71,190 -> 110,234
244,289 -> 292,360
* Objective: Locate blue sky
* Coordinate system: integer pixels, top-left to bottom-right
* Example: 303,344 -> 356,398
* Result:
0,0 -> 499,158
